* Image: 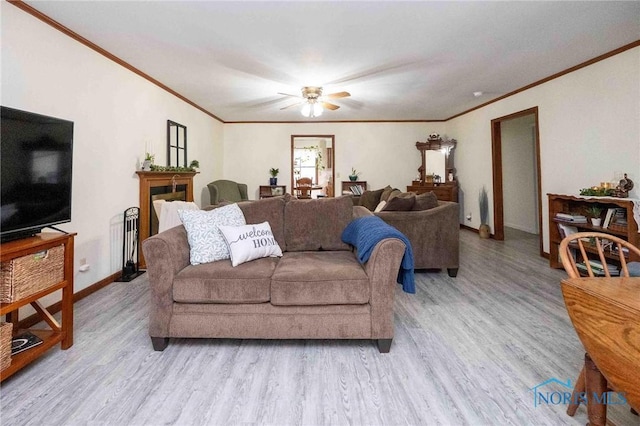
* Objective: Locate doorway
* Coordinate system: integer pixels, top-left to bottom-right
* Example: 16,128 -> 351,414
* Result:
491,107 -> 544,256
291,135 -> 335,198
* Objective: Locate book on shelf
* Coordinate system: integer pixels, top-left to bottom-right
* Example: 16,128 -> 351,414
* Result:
576,261 -> 620,276
613,208 -> 627,225
11,331 -> 43,356
557,223 -> 578,238
602,208 -> 616,229
350,185 -> 364,195
555,212 -> 587,223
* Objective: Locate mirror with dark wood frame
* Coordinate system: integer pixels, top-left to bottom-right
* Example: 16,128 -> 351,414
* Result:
291,135 -> 335,198
167,120 -> 187,167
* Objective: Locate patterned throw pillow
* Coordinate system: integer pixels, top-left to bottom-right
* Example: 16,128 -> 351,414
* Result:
178,204 -> 246,265
219,221 -> 283,267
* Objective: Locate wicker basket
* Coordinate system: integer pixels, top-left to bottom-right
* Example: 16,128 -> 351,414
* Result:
0,322 -> 12,372
1,245 -> 64,303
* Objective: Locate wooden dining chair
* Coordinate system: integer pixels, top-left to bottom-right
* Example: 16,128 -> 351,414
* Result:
295,177 -> 312,199
559,232 -> 640,417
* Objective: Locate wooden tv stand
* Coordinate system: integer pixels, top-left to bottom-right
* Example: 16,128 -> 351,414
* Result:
1,232 -> 75,382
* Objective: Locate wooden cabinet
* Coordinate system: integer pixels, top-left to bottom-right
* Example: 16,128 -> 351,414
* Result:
407,182 -> 458,202
548,194 -> 639,268
341,181 -> 367,195
1,232 -> 75,381
259,185 -> 286,199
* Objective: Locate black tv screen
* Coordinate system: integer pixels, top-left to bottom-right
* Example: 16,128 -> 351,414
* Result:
1,106 -> 74,242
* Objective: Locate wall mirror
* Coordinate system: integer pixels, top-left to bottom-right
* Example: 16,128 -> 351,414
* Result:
291,135 -> 335,198
167,120 -> 187,167
415,137 -> 456,183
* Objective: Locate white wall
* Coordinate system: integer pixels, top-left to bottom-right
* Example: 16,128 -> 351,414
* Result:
1,4 -> 224,299
447,47 -> 640,252
501,114 -> 538,234
223,122 -> 446,199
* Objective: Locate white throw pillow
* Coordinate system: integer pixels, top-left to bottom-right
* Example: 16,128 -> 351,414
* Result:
374,200 -> 387,212
178,204 -> 246,265
219,221 -> 283,267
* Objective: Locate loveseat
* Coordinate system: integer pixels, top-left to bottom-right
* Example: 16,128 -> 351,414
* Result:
142,196 -> 407,353
355,187 -> 459,277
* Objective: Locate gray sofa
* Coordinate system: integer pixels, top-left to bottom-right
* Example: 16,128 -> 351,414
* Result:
353,187 -> 459,276
375,201 -> 459,276
142,196 -> 406,353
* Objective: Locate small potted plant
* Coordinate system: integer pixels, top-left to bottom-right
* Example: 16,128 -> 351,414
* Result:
586,205 -> 603,227
142,152 -> 155,171
349,168 -> 360,181
189,160 -> 200,171
478,186 -> 490,239
269,168 -> 279,185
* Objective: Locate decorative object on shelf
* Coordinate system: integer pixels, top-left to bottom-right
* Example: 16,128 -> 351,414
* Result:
149,159 -> 200,173
428,132 -> 440,141
585,205 -> 603,227
269,168 -> 279,185
116,207 -> 145,282
615,173 -> 634,198
579,186 -> 614,197
478,186 -> 490,239
142,152 -> 154,171
349,168 -> 360,181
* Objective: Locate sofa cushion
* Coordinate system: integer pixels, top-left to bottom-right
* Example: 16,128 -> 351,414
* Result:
173,257 -> 278,303
380,185 -> 394,202
271,251 -> 370,306
359,188 -> 385,211
412,191 -> 439,211
236,196 -> 286,250
284,196 -> 352,251
178,204 -> 246,265
382,192 -> 416,211
219,221 -> 283,267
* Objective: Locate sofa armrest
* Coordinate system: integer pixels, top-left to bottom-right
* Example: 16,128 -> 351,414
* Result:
364,238 -> 406,339
353,205 -> 373,219
375,201 -> 459,271
141,225 -> 191,337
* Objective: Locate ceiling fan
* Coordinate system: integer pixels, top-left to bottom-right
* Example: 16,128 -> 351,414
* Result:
279,86 -> 350,117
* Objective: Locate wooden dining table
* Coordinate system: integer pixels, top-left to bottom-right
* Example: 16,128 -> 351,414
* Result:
561,277 -> 640,425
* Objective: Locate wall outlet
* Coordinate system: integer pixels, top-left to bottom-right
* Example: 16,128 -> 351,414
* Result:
80,258 -> 87,265
466,213 -> 472,221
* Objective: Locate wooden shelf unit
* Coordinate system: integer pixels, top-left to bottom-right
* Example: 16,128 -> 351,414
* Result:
1,232 -> 75,381
259,185 -> 286,199
548,194 -> 639,268
341,181 -> 367,195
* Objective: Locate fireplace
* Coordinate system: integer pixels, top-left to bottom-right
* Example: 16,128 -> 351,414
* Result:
136,171 -> 197,267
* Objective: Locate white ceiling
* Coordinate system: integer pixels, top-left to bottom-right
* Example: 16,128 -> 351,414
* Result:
24,1 -> 640,122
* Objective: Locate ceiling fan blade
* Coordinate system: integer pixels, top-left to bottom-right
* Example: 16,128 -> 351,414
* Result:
325,91 -> 351,99
280,102 -> 303,110
277,92 -> 302,98
321,102 -> 340,111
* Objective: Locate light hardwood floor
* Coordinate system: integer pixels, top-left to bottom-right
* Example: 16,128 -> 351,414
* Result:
1,229 -> 638,425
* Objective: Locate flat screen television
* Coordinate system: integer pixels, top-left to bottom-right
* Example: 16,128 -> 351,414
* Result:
1,106 -> 74,242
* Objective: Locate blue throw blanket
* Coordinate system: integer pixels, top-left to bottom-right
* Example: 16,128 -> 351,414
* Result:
341,216 -> 415,293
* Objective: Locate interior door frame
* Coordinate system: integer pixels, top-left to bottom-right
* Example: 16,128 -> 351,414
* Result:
291,134 -> 335,197
490,106 -> 544,256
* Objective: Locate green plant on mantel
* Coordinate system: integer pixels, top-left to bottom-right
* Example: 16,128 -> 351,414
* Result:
269,168 -> 279,177
150,159 -> 200,172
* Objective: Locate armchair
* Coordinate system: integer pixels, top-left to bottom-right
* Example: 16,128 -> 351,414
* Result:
207,179 -> 249,205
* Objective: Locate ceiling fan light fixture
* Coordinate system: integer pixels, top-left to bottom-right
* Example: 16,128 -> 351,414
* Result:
313,103 -> 323,117
301,103 -> 311,117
